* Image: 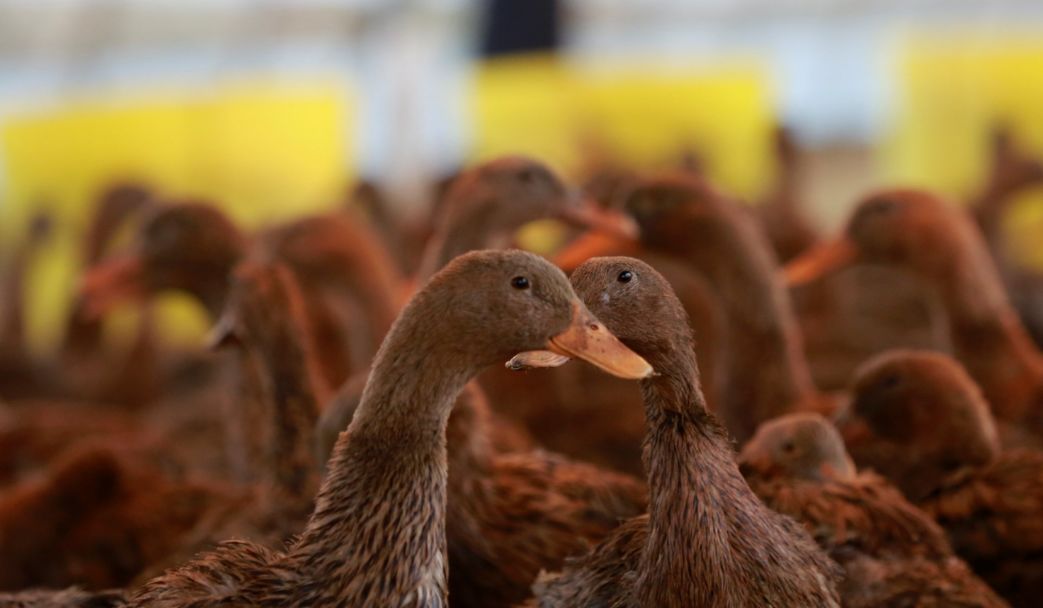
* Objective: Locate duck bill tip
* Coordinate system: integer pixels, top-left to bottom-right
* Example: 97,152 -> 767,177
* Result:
544,303 -> 653,380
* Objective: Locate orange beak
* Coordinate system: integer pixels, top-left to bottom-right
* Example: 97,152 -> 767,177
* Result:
508,301 -> 653,380
553,231 -> 641,274
78,255 -> 146,319
783,238 -> 858,287
557,200 -> 640,242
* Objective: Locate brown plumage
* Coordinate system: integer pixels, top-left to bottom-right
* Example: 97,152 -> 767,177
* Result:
556,174 -> 830,443
786,190 -> 1043,443
741,412 -> 1007,607
0,588 -> 126,608
523,257 -> 839,607
127,249 -> 651,607
844,350 -> 1043,606
0,443 -> 242,591
319,372 -> 645,608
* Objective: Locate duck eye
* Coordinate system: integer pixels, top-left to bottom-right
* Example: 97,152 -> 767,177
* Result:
617,270 -> 633,283
511,276 -> 530,290
781,442 -> 796,454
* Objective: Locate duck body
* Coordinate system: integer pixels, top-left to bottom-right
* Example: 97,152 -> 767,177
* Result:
844,350 -> 1043,606
524,257 -> 839,607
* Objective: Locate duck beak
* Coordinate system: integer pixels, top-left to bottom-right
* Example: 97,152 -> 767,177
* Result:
783,238 -> 858,287
553,231 -> 641,273
79,255 -> 146,319
510,302 -> 653,380
557,200 -> 640,242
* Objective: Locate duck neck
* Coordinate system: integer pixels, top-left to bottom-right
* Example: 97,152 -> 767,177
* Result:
636,344 -> 768,604
251,314 -> 325,501
932,230 -> 1043,419
291,303 -> 476,604
680,220 -> 817,440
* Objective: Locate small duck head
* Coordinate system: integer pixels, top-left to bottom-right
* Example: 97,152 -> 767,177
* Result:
80,201 -> 245,317
739,412 -> 856,483
784,189 -> 976,287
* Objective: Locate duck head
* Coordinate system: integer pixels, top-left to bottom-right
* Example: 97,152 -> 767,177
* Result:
554,172 -> 746,272
421,157 -> 636,279
423,250 -> 652,379
784,189 -> 977,287
739,413 -> 856,483
208,259 -> 308,355
509,256 -> 693,387
80,202 -> 246,318
842,349 -> 1000,498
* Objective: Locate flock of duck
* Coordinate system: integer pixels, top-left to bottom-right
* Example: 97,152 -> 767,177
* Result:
2,127 -> 1043,607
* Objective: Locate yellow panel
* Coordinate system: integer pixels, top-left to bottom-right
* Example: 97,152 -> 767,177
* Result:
885,32 -> 1043,269
885,33 -> 1043,198
470,54 -> 581,173
1,79 -> 354,351
469,54 -> 775,200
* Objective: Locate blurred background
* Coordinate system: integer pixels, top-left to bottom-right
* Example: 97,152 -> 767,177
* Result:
2,0 -> 1043,350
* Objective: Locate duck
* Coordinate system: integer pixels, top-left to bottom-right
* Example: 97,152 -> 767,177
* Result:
785,189 -> 1043,441
969,125 -> 1043,349
555,173 -> 829,444
740,412 -> 1008,608
414,156 -> 635,283
843,349 -> 1043,607
222,257 -> 645,608
511,257 -> 839,607
126,249 -> 652,607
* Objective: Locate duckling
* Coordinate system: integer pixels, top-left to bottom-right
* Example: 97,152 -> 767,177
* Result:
844,350 -> 1043,607
127,249 -> 651,607
512,257 -> 839,607
740,412 -> 1008,608
786,190 -> 1043,441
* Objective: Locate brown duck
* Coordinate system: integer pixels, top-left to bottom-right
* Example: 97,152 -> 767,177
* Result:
127,249 -> 651,607
740,412 -> 1007,608
786,190 -> 1043,442
512,257 -> 839,607
555,173 -> 829,443
844,349 -> 1043,607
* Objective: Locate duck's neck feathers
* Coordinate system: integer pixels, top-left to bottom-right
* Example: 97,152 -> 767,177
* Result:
290,300 -> 474,605
934,224 -> 1043,419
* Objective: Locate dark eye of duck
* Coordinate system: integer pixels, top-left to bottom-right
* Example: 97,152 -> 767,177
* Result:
511,276 -> 530,290
617,270 -> 633,283
781,441 -> 796,454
